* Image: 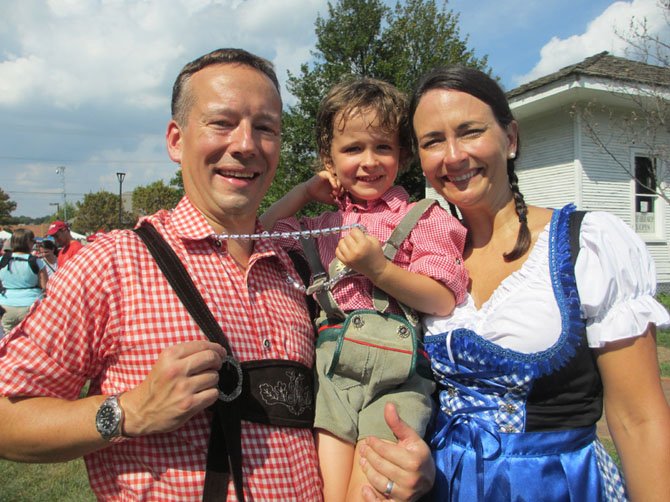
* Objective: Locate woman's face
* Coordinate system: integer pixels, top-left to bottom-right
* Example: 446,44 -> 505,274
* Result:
412,89 -> 517,212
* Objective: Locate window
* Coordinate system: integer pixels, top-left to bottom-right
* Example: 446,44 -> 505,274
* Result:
634,155 -> 658,234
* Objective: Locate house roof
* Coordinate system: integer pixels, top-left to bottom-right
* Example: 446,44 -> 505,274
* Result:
507,51 -> 670,99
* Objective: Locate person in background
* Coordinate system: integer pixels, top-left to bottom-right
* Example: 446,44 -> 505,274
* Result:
47,220 -> 83,267
0,229 -> 47,336
0,48 -> 434,501
35,239 -> 58,278
410,65 -> 670,501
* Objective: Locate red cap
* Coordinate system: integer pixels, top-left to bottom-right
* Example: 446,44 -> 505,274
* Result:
47,220 -> 68,236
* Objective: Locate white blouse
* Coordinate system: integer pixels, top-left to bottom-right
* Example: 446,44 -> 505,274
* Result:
424,211 -> 670,353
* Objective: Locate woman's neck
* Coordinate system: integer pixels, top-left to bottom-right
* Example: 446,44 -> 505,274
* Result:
460,197 -> 519,250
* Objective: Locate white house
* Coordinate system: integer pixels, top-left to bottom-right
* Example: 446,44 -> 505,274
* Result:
508,53 -> 669,291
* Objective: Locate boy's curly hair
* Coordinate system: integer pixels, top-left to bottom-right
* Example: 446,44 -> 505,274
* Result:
315,77 -> 412,173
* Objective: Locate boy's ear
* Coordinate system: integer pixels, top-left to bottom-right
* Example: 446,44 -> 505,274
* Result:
323,156 -> 336,175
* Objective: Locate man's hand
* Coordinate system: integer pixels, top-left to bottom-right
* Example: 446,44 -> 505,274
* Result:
121,340 -> 226,436
359,403 -> 435,501
335,228 -> 387,280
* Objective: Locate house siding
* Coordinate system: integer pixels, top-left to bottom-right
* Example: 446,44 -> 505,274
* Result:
516,111 -> 577,208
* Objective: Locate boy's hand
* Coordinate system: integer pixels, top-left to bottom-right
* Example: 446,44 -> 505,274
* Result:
336,228 -> 387,280
305,171 -> 342,206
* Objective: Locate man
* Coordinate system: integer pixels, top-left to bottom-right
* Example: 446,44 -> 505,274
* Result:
0,49 -> 432,501
47,220 -> 83,267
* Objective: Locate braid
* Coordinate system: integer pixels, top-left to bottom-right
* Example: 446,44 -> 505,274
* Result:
503,160 -> 531,261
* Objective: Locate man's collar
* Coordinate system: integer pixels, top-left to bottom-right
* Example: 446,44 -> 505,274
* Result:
166,196 -> 279,257
170,196 -> 218,241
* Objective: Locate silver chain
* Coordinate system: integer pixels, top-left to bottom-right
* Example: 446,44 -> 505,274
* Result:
211,223 -> 365,293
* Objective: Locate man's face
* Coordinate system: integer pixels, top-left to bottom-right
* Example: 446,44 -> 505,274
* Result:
52,229 -> 68,247
166,63 -> 282,233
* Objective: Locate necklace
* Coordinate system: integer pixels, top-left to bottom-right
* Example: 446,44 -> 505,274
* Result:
210,223 -> 365,293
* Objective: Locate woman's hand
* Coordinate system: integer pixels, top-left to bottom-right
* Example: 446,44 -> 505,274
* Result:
359,403 -> 435,501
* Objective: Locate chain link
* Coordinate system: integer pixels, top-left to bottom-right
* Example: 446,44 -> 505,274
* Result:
211,223 -> 366,293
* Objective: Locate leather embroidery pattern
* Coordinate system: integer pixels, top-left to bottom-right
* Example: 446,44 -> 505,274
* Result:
259,369 -> 314,416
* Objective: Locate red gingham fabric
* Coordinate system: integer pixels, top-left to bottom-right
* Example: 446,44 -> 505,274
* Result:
0,197 -> 321,501
274,185 -> 468,312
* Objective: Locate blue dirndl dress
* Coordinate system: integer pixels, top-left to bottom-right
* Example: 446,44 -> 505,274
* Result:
424,205 -> 627,501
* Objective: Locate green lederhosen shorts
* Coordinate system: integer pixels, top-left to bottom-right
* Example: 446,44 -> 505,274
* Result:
313,309 -> 435,443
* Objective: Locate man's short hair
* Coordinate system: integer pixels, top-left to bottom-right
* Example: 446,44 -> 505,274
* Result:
171,48 -> 281,126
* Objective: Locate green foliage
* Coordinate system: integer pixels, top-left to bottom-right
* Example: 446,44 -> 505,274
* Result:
0,187 -> 18,225
132,180 -> 182,217
169,169 -> 185,197
656,292 -> 670,313
0,458 -> 94,501
73,191 -> 135,233
599,437 -> 621,468
657,328 -> 670,349
273,0 -> 490,213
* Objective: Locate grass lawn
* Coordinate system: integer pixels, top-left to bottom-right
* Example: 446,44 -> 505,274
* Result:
0,458 -> 94,501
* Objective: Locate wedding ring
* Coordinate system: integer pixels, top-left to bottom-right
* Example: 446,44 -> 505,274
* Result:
384,479 -> 394,497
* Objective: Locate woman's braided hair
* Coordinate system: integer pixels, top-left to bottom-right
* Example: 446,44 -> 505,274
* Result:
409,66 -> 530,260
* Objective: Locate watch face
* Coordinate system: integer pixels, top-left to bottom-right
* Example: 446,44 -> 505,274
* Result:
96,399 -> 120,438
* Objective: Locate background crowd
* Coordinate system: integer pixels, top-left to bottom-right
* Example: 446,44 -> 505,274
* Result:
0,221 -> 83,338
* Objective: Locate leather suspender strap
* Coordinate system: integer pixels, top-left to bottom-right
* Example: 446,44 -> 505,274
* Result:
134,224 -> 244,502
373,199 -> 437,319
301,230 -> 347,320
135,224 -> 316,501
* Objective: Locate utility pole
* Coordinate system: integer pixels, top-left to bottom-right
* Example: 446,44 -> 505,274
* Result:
116,172 -> 126,228
56,166 -> 67,222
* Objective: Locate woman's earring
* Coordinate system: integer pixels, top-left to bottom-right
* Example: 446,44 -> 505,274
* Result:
509,152 -> 516,159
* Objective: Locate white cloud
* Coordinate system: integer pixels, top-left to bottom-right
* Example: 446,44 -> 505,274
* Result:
514,0 -> 669,85
0,0 -> 327,109
0,0 -> 328,218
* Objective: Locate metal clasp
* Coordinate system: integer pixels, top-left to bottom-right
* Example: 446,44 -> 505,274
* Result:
218,356 -> 243,402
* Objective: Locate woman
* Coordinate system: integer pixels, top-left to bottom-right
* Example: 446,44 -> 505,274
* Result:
0,229 -> 47,336
409,66 -> 670,501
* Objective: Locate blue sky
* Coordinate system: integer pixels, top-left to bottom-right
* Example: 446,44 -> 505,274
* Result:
0,0 -> 667,220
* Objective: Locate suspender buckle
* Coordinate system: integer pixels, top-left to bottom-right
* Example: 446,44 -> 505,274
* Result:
218,356 -> 243,402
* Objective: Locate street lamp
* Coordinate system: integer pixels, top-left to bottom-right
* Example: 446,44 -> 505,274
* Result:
116,172 -> 126,228
49,202 -> 61,219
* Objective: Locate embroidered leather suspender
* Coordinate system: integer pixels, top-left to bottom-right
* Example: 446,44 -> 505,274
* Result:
134,223 -> 314,502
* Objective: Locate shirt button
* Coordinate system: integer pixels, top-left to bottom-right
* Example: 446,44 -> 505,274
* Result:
263,339 -> 271,349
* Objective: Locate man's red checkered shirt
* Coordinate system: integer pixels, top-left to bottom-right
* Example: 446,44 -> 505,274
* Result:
274,185 -> 468,312
0,197 -> 322,501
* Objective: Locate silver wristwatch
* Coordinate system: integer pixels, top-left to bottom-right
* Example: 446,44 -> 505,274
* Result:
95,394 -> 125,441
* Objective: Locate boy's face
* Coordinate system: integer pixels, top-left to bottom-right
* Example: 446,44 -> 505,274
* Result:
325,108 -> 400,204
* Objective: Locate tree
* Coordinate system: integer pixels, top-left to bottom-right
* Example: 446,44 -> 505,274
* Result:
74,191 -> 135,234
268,0 -> 489,213
132,180 -> 182,217
0,188 -> 18,225
169,170 -> 185,198
580,1 -> 670,204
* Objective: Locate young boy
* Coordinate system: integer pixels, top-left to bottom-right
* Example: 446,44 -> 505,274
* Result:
261,78 -> 468,501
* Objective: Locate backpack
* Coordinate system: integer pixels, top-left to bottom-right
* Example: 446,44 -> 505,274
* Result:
0,251 -> 39,275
